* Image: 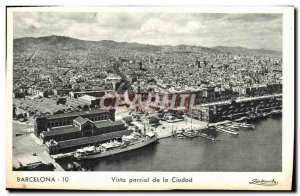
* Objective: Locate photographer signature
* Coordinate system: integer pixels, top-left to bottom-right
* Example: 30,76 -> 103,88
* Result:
249,179 -> 278,186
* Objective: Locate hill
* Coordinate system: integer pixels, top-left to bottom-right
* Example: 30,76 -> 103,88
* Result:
212,46 -> 281,56
13,35 -> 281,56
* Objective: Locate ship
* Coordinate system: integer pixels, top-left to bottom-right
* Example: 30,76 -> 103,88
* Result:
74,132 -> 158,160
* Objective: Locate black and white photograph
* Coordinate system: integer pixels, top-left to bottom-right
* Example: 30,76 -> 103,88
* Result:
5,6 -> 294,190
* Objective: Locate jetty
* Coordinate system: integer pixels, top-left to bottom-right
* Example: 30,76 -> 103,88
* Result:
215,126 -> 239,135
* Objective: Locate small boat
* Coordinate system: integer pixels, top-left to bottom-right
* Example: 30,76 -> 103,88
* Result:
239,122 -> 255,129
226,124 -> 240,130
271,109 -> 282,115
67,162 -> 84,171
198,132 -> 219,141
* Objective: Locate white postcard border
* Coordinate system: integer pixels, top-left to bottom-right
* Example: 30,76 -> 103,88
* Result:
6,6 -> 294,190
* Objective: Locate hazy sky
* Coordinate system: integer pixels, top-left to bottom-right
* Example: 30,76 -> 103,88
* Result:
13,12 -> 282,51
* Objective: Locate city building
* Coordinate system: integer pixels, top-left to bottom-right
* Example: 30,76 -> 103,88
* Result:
35,109 -> 115,136
37,109 -> 131,155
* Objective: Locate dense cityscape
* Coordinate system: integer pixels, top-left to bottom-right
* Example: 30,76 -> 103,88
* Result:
12,35 -> 282,171
13,36 -> 282,117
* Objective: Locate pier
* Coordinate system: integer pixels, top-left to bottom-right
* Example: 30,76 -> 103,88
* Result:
208,120 -> 231,127
215,127 -> 239,135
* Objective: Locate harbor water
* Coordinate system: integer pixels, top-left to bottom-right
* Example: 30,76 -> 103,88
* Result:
58,116 -> 282,172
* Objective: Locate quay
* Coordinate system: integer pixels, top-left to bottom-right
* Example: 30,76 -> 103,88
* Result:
150,117 -> 208,139
13,132 -> 64,171
188,94 -> 282,123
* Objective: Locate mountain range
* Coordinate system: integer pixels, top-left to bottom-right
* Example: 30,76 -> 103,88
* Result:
13,35 -> 282,56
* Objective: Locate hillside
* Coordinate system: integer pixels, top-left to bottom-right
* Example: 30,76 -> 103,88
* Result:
212,46 -> 281,56
13,35 -> 281,56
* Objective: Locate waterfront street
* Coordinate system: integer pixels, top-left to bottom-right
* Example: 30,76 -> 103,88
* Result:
13,121 -> 64,171
13,120 -> 34,134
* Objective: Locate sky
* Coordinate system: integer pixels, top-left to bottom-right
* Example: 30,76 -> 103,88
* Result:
13,12 -> 282,51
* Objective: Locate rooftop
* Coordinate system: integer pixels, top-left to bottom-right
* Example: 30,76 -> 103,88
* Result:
45,109 -> 110,120
94,120 -> 124,129
42,120 -> 124,137
73,116 -> 89,125
43,125 -> 81,137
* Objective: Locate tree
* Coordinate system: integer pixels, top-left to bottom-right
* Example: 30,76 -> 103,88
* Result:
123,116 -> 133,125
90,103 -> 95,109
13,104 -> 16,117
57,98 -> 66,105
43,91 -> 49,98
54,110 -> 64,114
83,104 -> 90,111
157,113 -> 164,119
149,115 -> 159,124
176,111 -> 184,119
15,92 -> 25,99
17,113 -> 24,120
177,111 -> 184,116
77,105 -> 82,111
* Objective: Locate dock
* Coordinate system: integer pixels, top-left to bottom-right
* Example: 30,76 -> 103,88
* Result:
233,117 -> 249,122
216,127 -> 239,135
231,122 -> 255,129
208,120 -> 231,127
